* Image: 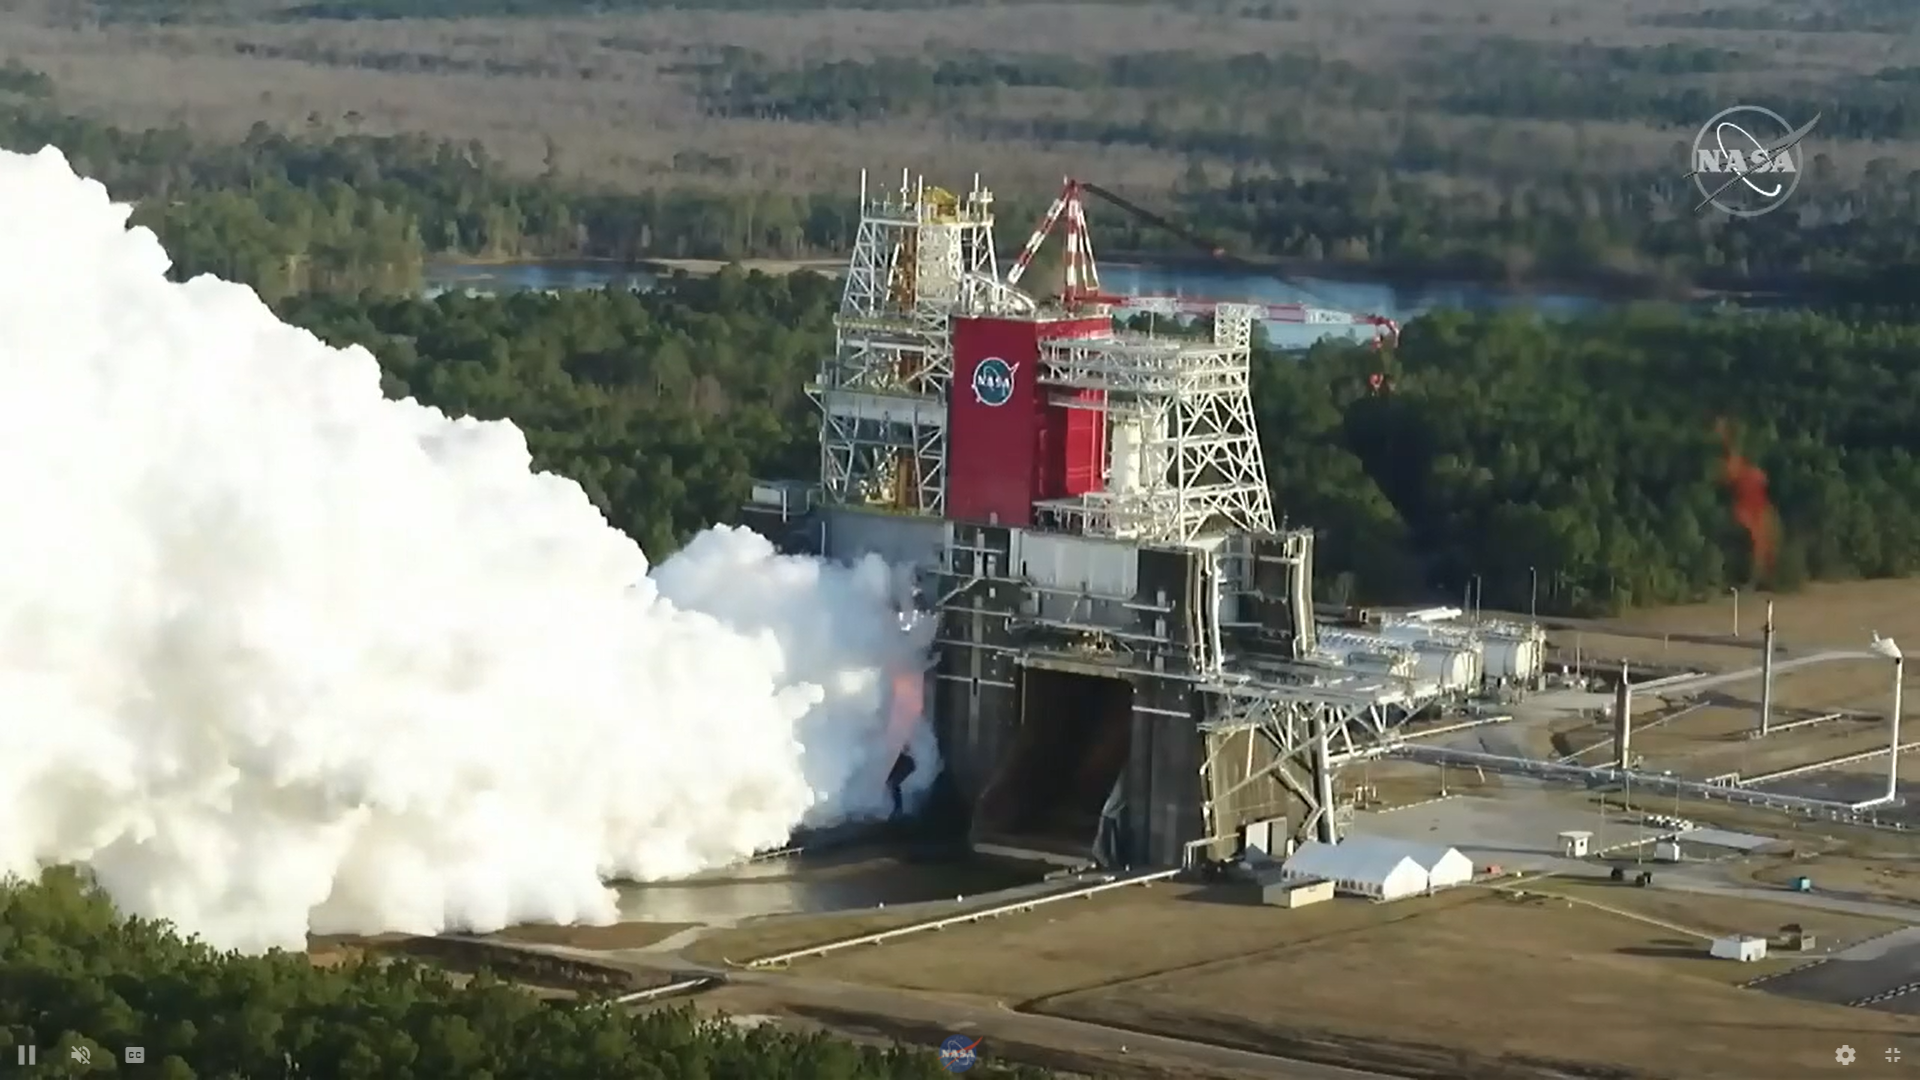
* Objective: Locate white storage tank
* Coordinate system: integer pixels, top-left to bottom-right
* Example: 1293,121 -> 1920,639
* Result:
1378,623 -> 1484,693
1315,631 -> 1420,680
1412,643 -> 1482,693
1483,626 -> 1546,681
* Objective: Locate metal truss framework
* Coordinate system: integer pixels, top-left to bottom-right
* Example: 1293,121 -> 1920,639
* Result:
1198,680 -> 1417,846
811,170 -> 1000,515
1032,308 -> 1275,544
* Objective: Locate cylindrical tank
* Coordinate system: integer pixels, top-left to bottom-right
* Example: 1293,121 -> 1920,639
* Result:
1315,630 -> 1418,680
1484,633 -> 1543,680
1110,417 -> 1143,493
1411,645 -> 1481,693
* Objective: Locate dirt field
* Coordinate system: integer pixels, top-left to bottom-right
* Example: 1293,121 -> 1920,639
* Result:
735,878 -> 1915,1079
1622,580 -> 1920,649
2,0 -> 1916,190
1528,580 -> 1920,782
1525,876 -> 1900,960
1044,892 -> 1914,1080
1738,852 -> 1920,906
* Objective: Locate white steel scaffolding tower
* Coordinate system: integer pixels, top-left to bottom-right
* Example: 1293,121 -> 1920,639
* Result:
810,169 -> 1001,515
1033,304 -> 1276,544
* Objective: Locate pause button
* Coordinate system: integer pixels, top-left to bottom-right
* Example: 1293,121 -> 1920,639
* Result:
14,1045 -> 36,1065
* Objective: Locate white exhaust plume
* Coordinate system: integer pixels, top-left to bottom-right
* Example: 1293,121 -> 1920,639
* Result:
0,146 -> 938,953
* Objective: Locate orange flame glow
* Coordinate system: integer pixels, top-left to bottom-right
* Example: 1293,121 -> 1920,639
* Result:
1715,419 -> 1777,577
876,669 -> 924,789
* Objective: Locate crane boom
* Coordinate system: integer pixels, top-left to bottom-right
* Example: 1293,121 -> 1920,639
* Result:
1004,177 -> 1398,347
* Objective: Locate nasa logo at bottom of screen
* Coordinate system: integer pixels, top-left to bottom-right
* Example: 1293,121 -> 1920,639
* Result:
938,1034 -> 981,1073
971,358 -> 1019,407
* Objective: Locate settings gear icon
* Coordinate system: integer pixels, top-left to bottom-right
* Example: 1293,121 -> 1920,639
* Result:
1837,1045 -> 1857,1065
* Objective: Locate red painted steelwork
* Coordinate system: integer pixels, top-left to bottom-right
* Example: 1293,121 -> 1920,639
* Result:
948,315 -> 1110,526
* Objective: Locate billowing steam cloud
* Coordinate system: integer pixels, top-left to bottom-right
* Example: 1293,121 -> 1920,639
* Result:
0,147 -> 937,953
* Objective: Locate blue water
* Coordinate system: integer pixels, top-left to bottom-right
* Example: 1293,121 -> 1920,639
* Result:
422,259 -> 1613,349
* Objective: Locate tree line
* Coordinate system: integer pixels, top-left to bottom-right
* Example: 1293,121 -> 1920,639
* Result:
689,40 -> 1920,296
8,57 -> 1920,301
1,870 -> 1047,1079
1265,305 -> 1920,613
276,269 -> 1920,618
0,91 -> 872,299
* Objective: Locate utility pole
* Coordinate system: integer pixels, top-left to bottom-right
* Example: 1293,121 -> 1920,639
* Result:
1758,601 -> 1775,736
1529,565 -> 1538,622
1729,586 -> 1740,637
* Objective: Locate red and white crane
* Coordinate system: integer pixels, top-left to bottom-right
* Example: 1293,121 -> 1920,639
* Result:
1003,177 -> 1399,347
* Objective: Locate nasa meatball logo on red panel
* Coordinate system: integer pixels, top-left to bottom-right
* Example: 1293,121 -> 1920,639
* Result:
972,357 -> 1018,407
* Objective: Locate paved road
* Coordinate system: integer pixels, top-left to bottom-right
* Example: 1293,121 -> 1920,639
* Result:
1645,649 -> 1888,698
1656,867 -> 1920,1012
1661,868 -> 1920,925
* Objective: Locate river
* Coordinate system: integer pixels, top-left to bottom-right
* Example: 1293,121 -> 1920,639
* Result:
423,259 -> 1624,349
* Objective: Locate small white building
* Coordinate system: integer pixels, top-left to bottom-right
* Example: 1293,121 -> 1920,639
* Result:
1241,816 -> 1286,862
1280,836 -> 1473,901
1709,934 -> 1768,962
1558,830 -> 1592,858
1259,876 -> 1335,908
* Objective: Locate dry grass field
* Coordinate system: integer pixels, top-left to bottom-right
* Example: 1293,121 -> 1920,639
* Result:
1046,892 -> 1914,1080
1621,579 -> 1920,653
1742,851 -> 1920,905
720,877 -> 1914,1079
2,0 -> 1917,191
1527,579 -> 1920,779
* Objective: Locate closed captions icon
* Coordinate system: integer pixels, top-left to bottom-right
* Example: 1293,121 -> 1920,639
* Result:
124,1046 -> 147,1063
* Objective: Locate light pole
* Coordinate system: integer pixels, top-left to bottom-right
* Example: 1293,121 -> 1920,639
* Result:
1529,565 -> 1538,622
1729,587 -> 1740,637
1471,574 -> 1483,621
1872,635 -> 1904,804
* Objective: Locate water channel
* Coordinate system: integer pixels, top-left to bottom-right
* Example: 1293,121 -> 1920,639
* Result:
423,259 -> 1624,349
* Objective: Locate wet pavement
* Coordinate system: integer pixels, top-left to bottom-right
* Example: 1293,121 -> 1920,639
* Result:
612,846 -> 1045,925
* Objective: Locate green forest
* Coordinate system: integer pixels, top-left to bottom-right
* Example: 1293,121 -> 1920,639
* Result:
7,55 -> 1920,302
280,269 -> 1920,617
0,871 -> 1045,1079
1259,306 -> 1920,613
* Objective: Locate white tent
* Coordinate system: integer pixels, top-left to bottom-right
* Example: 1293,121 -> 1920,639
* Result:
1280,836 -> 1474,901
1281,839 -> 1429,901
1407,843 -> 1475,888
